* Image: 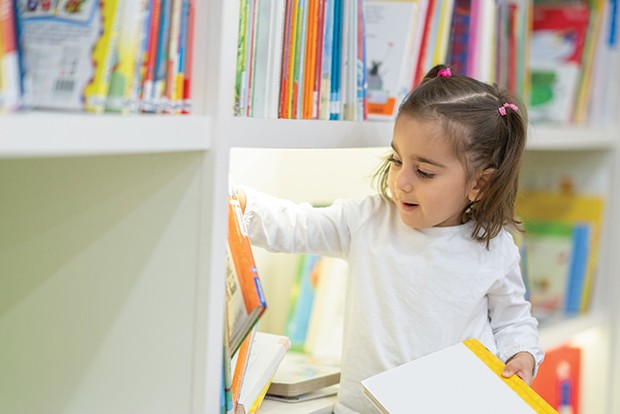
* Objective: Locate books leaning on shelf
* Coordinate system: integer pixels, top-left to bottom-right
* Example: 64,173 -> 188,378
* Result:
532,344 -> 582,413
516,190 -> 605,321
361,338 -> 558,414
267,351 -> 340,398
11,0 -> 194,114
226,186 -> 267,356
529,1 -> 591,124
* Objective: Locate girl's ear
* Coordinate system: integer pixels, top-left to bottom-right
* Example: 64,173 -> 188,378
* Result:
467,168 -> 495,202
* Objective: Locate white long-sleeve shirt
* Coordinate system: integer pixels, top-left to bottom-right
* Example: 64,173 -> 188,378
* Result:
242,188 -> 543,414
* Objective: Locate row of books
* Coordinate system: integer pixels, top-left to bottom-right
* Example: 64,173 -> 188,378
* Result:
515,189 -> 605,324
234,0 -> 367,121
0,0 -> 194,114
233,0 -> 619,126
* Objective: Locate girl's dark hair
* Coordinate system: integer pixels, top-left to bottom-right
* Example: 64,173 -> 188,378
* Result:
373,64 -> 528,247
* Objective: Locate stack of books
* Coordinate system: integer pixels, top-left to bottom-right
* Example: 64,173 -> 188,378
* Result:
266,352 -> 341,402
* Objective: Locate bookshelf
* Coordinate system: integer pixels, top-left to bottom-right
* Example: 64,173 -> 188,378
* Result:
0,2 -> 618,414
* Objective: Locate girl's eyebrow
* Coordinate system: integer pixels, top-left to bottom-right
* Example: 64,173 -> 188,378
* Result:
390,142 -> 447,168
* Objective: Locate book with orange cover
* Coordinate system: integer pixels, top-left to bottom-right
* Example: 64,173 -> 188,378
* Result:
533,344 -> 581,414
231,328 -> 256,412
226,186 -> 267,356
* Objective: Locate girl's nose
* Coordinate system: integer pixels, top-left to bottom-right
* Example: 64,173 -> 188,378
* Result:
396,169 -> 413,192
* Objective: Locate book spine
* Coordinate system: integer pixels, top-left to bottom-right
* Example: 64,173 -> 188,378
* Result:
0,0 -> 20,112
84,0 -> 123,113
174,0 -> 190,114
181,0 -> 194,114
329,0 -> 342,120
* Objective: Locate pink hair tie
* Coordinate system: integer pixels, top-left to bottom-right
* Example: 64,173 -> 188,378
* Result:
437,68 -> 451,78
498,103 -> 518,116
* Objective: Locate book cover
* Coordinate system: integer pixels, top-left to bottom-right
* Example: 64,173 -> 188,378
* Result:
362,338 -> 558,413
529,1 -> 591,123
364,0 -> 418,120
532,344 -> 582,414
285,254 -> 321,351
226,186 -> 267,356
106,0 -> 148,113
573,0 -> 606,124
516,191 -> 605,313
522,220 -> 574,321
82,0 -> 122,112
16,0 -> 120,112
231,328 -> 256,413
304,256 -> 347,364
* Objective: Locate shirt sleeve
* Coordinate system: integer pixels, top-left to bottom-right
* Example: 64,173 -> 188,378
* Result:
487,234 -> 545,377
240,186 -> 355,258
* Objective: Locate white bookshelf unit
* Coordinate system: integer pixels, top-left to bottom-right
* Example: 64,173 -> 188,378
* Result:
1,2 -> 619,414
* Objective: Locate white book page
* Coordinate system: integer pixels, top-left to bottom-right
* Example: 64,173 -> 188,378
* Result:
362,343 -> 535,413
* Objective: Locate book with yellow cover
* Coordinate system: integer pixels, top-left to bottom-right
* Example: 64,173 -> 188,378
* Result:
362,339 -> 557,414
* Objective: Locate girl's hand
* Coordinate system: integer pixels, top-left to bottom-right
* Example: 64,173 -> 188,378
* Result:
502,352 -> 535,385
237,189 -> 247,213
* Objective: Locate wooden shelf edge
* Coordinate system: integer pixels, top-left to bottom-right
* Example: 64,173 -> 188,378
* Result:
1,113 -> 212,158
539,311 -> 607,349
225,117 -> 617,151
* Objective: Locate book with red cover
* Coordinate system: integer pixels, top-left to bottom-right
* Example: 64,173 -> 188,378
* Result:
532,345 -> 581,414
529,1 -> 591,123
226,186 -> 267,356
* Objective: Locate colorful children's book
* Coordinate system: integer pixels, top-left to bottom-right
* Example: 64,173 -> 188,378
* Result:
529,1 -> 591,124
231,328 -> 256,413
106,0 -> 148,113
17,0 -> 122,112
304,256 -> 348,364
364,0 -> 419,120
226,185 -> 267,356
285,254 -> 321,351
362,338 -> 558,413
516,191 -> 605,313
522,220 -> 574,321
532,344 -> 582,414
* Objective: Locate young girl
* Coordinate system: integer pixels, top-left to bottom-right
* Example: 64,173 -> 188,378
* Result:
237,65 -> 543,414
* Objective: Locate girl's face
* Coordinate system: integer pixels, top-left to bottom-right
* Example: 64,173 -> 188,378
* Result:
387,116 -> 480,229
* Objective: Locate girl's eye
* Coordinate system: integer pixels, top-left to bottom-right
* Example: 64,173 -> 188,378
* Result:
417,169 -> 435,179
387,155 -> 402,166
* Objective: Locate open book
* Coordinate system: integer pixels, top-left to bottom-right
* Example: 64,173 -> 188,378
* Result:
361,339 -> 557,414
